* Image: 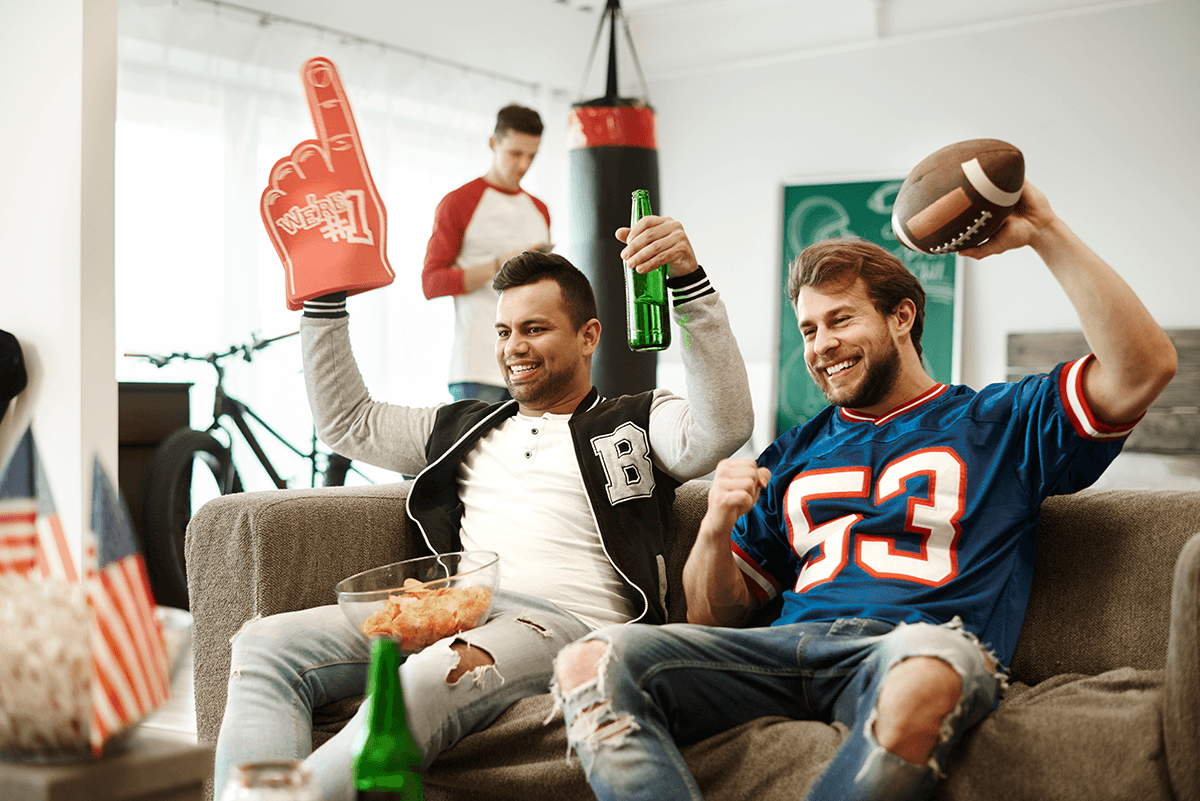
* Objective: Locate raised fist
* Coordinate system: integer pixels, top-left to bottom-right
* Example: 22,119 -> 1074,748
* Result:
261,57 -> 394,310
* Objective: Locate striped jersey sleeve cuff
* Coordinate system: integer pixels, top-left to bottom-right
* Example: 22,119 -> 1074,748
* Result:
302,292 -> 348,318
732,542 -> 780,604
666,266 -> 716,308
1060,354 -> 1142,440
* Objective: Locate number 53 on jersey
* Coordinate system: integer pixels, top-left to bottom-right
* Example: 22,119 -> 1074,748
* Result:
785,448 -> 965,592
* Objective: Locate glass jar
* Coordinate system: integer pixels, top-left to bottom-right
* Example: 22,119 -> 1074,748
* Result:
219,760 -> 319,801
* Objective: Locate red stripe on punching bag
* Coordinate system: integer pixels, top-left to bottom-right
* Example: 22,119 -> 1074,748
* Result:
569,106 -> 657,150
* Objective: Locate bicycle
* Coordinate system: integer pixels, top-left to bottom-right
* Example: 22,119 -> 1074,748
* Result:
126,331 -> 365,609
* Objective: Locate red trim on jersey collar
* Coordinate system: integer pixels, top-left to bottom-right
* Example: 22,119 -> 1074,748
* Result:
838,383 -> 949,426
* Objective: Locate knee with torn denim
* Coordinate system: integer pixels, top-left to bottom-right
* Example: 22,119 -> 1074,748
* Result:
873,655 -> 963,766
550,637 -> 642,757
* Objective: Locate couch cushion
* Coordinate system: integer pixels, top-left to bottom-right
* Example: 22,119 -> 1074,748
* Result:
936,669 -> 1172,801
424,669 -> 1175,801
424,693 -> 847,801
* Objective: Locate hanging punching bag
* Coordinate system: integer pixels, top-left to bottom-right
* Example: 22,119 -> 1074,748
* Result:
568,0 -> 661,398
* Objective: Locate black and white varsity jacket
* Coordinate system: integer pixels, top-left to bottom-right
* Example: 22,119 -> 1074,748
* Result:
409,388 -> 678,625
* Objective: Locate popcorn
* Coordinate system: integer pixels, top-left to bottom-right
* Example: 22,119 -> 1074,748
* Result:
0,576 -> 93,758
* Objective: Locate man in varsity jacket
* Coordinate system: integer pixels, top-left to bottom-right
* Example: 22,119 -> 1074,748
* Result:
212,214 -> 754,800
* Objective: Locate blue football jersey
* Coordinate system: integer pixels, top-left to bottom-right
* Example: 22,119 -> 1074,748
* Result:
733,356 -> 1135,666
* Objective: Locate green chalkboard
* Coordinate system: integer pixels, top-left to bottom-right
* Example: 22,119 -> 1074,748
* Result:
776,179 -> 957,437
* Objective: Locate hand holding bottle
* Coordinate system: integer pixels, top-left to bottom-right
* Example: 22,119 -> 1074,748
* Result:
617,215 -> 698,278
623,190 -> 673,352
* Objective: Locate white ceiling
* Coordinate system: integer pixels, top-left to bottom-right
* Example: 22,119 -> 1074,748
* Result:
536,0 -> 1163,90
555,0 -> 1143,34
211,0 -> 1164,95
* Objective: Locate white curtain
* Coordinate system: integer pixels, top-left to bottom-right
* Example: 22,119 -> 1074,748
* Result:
115,0 -> 571,489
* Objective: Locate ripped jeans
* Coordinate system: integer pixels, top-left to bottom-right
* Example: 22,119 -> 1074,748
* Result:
554,617 -> 1003,801
213,591 -> 591,801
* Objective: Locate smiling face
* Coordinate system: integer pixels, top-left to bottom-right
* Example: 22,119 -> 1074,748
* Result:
495,278 -> 599,415
796,276 -> 908,414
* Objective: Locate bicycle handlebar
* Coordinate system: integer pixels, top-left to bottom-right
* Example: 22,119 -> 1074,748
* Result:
124,330 -> 299,368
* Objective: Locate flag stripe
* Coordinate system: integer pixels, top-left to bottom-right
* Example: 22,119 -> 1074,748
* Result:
36,514 -> 77,582
0,502 -> 37,575
92,571 -> 151,718
89,664 -> 123,751
90,648 -> 130,748
107,562 -> 158,708
0,500 -> 37,516
92,608 -> 143,721
125,557 -> 171,701
108,557 -> 167,706
87,554 -> 171,743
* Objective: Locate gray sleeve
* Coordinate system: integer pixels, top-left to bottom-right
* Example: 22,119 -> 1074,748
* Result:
300,314 -> 440,475
647,269 -> 755,481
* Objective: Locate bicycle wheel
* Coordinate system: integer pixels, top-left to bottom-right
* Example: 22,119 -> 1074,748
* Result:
322,452 -> 352,487
141,428 -> 243,610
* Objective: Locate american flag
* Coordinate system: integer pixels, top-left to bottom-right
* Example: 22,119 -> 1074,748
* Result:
0,427 -> 76,581
86,455 -> 171,752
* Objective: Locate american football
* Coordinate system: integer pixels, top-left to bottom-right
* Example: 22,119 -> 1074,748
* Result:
892,139 -> 1024,254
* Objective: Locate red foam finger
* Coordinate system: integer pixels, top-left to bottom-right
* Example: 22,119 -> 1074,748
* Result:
303,57 -> 364,177
259,56 -> 394,310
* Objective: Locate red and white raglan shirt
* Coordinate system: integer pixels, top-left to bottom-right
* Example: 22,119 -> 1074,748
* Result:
732,355 -> 1138,667
422,178 -> 551,387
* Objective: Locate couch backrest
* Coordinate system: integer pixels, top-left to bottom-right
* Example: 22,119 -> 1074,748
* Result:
663,480 -> 712,622
665,482 -> 1200,684
1011,488 -> 1200,683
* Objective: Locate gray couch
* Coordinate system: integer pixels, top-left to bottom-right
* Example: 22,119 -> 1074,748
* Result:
187,481 -> 1200,800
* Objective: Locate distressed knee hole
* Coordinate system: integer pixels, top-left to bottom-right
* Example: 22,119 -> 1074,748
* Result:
446,640 -> 498,685
556,639 -> 610,694
872,656 -> 963,767
566,699 -> 641,751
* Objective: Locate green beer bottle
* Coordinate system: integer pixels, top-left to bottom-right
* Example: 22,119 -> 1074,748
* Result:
352,637 -> 424,800
625,189 -> 672,352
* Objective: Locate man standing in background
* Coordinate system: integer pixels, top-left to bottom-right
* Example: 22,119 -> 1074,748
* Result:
422,104 -> 552,403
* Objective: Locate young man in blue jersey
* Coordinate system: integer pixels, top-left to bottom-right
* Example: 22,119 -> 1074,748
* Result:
550,180 -> 1177,801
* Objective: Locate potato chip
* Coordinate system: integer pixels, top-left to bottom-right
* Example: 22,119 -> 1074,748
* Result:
360,584 -> 493,649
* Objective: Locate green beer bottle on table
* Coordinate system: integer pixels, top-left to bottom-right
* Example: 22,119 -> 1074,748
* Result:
352,637 -> 424,800
625,189 -> 672,352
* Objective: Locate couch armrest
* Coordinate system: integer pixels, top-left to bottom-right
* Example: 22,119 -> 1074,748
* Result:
1165,531 -> 1200,801
185,482 -> 415,746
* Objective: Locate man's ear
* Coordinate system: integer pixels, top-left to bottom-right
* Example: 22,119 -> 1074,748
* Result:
581,319 -> 601,356
891,298 -> 917,338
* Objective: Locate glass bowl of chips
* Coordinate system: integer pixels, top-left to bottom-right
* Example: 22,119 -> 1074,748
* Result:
335,551 -> 500,653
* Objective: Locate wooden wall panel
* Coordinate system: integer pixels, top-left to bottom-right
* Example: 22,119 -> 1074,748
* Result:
1007,329 -> 1200,454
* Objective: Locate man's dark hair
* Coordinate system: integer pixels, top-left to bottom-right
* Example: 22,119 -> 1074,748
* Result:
495,105 -> 544,138
493,251 -> 598,331
787,238 -> 926,358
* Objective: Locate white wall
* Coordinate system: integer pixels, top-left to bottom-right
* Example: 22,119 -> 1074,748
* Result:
125,0 -> 1200,462
0,0 -> 119,556
642,0 -> 1199,449
6,0 -> 1192,519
